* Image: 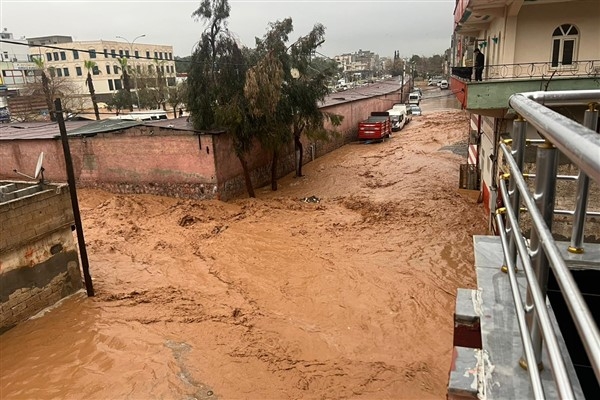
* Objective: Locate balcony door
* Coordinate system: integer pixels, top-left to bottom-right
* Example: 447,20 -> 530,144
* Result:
551,24 -> 578,68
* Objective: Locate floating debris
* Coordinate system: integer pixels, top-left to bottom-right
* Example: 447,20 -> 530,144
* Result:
301,195 -> 321,203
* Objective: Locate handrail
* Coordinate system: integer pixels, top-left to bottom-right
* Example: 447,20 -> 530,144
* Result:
509,93 -> 600,184
497,90 -> 600,393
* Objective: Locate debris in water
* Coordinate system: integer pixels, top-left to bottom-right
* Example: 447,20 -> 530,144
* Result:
301,195 -> 320,203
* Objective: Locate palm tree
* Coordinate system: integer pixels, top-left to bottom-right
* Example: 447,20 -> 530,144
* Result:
33,57 -> 56,121
84,60 -> 101,120
118,57 -> 133,111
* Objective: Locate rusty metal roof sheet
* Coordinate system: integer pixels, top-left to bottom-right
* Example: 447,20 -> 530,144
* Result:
0,121 -> 90,140
66,119 -> 142,136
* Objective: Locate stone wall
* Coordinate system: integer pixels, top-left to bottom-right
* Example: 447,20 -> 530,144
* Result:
0,182 -> 82,333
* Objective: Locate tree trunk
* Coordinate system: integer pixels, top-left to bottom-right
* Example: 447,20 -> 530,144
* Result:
86,72 -> 100,120
271,149 -> 278,191
237,154 -> 255,198
294,134 -> 303,177
41,72 -> 56,122
123,71 -> 133,111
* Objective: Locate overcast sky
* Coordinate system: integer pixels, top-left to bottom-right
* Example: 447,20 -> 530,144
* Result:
1,0 -> 455,59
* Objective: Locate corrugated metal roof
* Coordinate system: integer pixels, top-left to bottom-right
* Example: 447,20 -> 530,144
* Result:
66,119 -> 142,137
0,121 -> 90,140
320,79 -> 402,107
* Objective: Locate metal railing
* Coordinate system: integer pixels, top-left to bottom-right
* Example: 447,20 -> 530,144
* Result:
452,60 -> 600,82
496,89 -> 600,398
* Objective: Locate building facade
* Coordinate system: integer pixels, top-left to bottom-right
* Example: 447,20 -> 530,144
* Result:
0,29 -> 37,116
450,0 -> 600,227
28,37 -> 177,104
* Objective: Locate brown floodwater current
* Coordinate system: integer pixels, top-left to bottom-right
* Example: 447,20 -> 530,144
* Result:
0,87 -> 487,399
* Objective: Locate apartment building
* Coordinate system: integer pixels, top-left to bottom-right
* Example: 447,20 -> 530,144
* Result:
334,49 -> 382,79
450,0 -> 600,222
28,37 -> 177,103
0,29 -> 36,103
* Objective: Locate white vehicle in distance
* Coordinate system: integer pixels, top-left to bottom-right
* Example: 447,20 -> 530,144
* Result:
392,103 -> 412,125
408,92 -> 420,105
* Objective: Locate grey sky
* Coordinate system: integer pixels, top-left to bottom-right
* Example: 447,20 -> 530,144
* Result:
1,0 -> 455,59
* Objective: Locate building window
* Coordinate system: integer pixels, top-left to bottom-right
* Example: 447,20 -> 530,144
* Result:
73,50 -> 79,60
154,51 -> 158,59
90,49 -> 97,59
125,50 -> 130,58
76,66 -> 82,76
56,68 -> 62,77
168,52 -> 172,60
46,53 -> 52,62
104,49 -> 108,58
106,65 -> 111,74
49,67 -> 56,77
159,52 -> 163,59
92,65 -> 100,75
119,49 -> 124,57
146,51 -> 150,59
111,49 -> 116,58
114,65 -> 120,74
60,51 -> 66,60
114,79 -> 122,90
108,79 -> 114,91
135,50 -> 139,59
53,52 -> 59,61
63,67 -> 69,76
551,24 -> 578,67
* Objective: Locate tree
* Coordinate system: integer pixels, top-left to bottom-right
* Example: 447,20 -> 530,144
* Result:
118,57 -> 133,111
167,82 -> 187,118
84,60 -> 101,120
32,57 -> 56,121
246,18 -> 343,188
187,0 -> 256,197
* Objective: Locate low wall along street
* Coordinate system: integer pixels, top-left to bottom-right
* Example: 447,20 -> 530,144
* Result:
0,182 -> 82,333
0,81 -> 404,200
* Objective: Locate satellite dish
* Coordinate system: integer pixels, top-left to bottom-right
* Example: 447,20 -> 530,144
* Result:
290,68 -> 300,79
34,152 -> 45,180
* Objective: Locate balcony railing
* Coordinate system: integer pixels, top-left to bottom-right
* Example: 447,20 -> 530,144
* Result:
452,60 -> 600,82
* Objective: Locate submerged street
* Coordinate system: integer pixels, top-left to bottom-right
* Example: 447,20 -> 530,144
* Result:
0,87 -> 488,399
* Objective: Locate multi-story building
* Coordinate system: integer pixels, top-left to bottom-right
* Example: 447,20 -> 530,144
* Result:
334,49 -> 381,80
28,37 -> 177,104
450,0 -> 600,224
0,29 -> 37,111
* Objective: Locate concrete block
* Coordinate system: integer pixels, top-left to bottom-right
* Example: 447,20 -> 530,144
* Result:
454,288 -> 482,349
448,346 -> 482,400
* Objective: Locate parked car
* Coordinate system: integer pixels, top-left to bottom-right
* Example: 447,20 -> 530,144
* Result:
439,80 -> 449,90
409,104 -> 422,116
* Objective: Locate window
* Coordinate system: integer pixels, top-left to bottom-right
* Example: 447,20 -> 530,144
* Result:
168,52 -> 172,60
111,49 -> 116,58
73,50 -> 79,60
119,49 -> 124,57
108,79 -> 114,91
114,79 -> 122,90
90,49 -> 97,58
159,52 -> 163,60
113,65 -> 120,74
104,49 -> 108,58
125,50 -> 130,58
76,66 -> 82,76
154,51 -> 158,59
46,53 -> 52,61
60,51 -> 66,60
49,67 -> 56,77
92,65 -> 100,75
135,50 -> 139,59
106,65 -> 111,74
53,52 -> 59,61
56,68 -> 63,77
63,67 -> 69,76
146,51 -> 150,59
551,24 -> 578,67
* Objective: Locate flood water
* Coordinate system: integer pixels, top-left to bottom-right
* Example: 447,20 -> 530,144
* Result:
1,101 -> 486,399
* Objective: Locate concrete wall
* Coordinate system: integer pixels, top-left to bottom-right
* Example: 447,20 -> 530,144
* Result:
0,89 -> 401,201
0,182 -> 82,333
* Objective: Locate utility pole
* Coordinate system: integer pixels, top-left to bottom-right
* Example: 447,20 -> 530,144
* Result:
116,34 -> 146,108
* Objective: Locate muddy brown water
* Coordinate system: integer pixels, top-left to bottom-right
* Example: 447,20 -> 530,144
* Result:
1,97 -> 487,399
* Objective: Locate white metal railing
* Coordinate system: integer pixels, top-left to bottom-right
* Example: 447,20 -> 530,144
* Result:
496,90 -> 600,398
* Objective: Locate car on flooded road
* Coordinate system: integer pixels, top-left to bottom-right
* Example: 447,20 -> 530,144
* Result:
409,104 -> 422,116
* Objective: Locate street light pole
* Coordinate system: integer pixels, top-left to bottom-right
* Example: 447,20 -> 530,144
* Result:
116,34 -> 146,108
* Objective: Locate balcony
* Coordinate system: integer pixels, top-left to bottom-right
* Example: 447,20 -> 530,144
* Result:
450,60 -> 600,115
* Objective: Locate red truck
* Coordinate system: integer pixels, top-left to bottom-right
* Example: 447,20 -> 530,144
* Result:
357,112 -> 392,141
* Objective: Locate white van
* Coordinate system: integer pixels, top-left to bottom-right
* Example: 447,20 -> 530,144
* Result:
392,104 -> 412,125
408,92 -> 420,105
387,108 -> 406,132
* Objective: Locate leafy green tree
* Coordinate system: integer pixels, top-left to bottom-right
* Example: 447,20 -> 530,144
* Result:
167,82 -> 187,118
106,89 -> 131,115
84,60 -> 101,120
187,0 -> 256,197
32,57 -> 56,121
118,57 -> 133,111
